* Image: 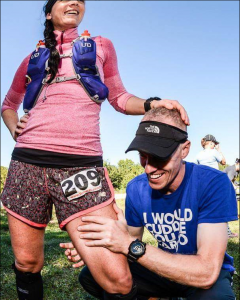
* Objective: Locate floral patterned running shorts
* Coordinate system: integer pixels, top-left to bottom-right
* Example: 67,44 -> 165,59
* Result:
1,160 -> 115,229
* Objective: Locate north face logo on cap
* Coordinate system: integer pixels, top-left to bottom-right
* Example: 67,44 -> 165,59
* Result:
145,125 -> 160,134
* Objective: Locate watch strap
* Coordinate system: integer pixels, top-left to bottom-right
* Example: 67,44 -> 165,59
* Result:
144,97 -> 162,112
127,252 -> 139,263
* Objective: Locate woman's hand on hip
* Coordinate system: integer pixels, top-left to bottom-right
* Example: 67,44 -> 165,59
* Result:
13,114 -> 29,141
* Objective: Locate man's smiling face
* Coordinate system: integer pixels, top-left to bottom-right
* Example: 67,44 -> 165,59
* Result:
139,143 -> 189,194
46,0 -> 85,31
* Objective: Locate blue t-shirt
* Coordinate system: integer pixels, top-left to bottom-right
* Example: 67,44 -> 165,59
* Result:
125,162 -> 238,272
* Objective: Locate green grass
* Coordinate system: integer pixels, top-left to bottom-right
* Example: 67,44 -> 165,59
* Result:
1,199 -> 239,299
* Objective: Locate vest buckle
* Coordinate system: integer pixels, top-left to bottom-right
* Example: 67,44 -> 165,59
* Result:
56,77 -> 65,83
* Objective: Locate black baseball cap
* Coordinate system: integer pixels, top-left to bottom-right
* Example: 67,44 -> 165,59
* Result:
203,134 -> 219,144
125,121 -> 188,160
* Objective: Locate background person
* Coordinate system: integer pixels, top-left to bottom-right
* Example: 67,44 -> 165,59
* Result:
62,107 -> 237,299
223,158 -> 240,186
195,134 -> 226,169
223,158 -> 240,237
196,135 -> 236,239
0,1 -> 189,300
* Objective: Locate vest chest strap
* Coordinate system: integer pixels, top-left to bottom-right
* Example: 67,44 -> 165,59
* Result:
43,75 -> 80,85
60,53 -> 73,58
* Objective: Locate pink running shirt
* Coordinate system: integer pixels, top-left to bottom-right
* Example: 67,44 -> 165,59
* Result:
2,28 -> 134,156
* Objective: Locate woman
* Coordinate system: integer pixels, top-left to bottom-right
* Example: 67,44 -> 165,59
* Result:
196,134 -> 226,170
1,1 -> 189,299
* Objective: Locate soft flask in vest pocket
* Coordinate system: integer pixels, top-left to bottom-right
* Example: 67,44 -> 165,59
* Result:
72,38 -> 109,103
23,48 -> 50,113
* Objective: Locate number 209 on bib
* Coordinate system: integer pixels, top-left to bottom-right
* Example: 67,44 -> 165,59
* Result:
61,168 -> 102,201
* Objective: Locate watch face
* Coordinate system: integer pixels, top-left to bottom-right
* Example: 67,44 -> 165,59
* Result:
130,241 -> 145,256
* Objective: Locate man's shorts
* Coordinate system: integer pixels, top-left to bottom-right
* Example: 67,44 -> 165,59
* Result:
1,160 -> 115,230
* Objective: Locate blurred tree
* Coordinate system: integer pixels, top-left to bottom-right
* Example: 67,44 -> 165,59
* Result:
118,159 -> 144,189
104,159 -> 144,191
1,166 -> 8,193
104,161 -> 123,189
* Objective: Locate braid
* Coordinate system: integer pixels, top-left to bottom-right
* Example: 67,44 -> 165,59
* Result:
44,19 -> 60,83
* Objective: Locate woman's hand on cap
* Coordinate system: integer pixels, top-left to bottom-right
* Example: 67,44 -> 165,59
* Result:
151,99 -> 190,126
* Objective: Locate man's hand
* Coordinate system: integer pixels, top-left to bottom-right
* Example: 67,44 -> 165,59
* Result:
59,242 -> 85,268
151,99 -> 190,126
13,114 -> 29,141
78,203 -> 134,255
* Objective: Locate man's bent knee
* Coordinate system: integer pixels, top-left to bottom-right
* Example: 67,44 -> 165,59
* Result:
79,267 -> 103,298
104,281 -> 138,300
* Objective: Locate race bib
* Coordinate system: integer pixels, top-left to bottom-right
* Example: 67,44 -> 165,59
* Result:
61,168 -> 102,201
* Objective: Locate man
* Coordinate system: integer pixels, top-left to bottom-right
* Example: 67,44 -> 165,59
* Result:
61,107 -> 237,299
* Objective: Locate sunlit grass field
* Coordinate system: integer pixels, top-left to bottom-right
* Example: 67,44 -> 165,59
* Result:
1,198 -> 239,300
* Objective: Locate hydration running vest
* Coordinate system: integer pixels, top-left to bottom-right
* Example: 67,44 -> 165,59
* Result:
23,32 -> 109,113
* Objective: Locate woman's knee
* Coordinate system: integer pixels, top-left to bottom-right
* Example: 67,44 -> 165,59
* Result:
15,254 -> 44,273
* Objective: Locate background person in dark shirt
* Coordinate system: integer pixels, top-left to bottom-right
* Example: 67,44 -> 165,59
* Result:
224,158 -> 240,231
224,158 -> 240,185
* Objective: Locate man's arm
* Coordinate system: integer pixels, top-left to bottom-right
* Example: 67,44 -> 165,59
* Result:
128,226 -> 144,241
136,223 -> 228,289
79,205 -> 228,289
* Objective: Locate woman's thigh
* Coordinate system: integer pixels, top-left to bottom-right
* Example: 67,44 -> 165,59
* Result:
8,214 -> 45,273
66,202 -> 132,294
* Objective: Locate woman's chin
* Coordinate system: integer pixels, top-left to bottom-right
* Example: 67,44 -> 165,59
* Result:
55,20 -> 82,31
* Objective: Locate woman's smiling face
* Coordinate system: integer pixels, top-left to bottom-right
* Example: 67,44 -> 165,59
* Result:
46,0 -> 85,31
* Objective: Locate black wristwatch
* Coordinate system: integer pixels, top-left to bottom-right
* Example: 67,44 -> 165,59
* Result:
127,239 -> 146,263
144,97 -> 162,112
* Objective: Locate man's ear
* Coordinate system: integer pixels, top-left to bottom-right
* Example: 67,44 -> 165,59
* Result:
46,13 -> 52,20
181,140 -> 191,159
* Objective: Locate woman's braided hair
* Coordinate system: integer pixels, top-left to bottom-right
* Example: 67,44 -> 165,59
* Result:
43,0 -> 60,83
43,0 -> 85,82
